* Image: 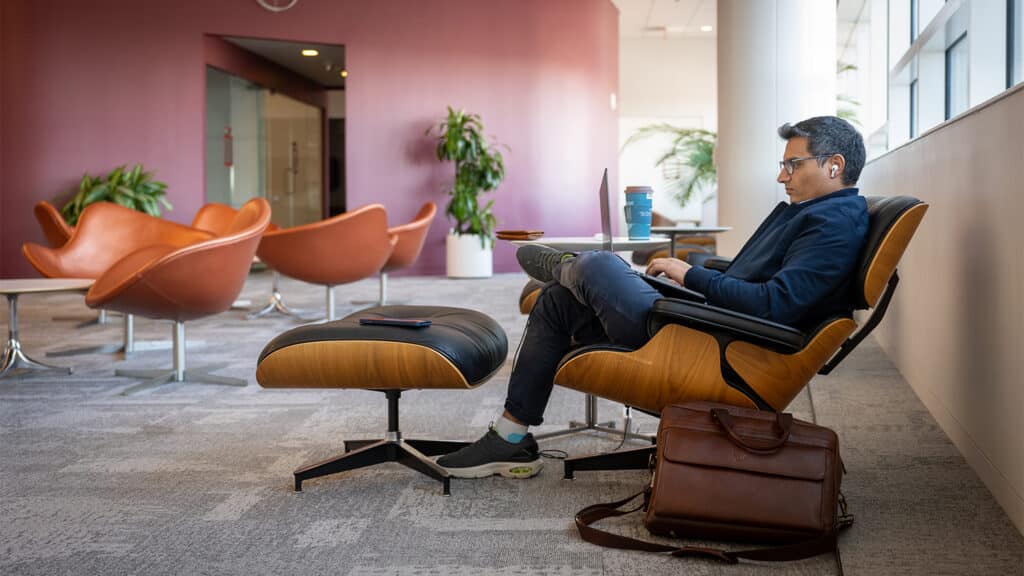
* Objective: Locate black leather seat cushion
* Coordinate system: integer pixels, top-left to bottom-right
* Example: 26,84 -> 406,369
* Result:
258,305 -> 508,386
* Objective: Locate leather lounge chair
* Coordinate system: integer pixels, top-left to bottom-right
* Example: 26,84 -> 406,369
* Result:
191,202 -> 244,236
553,195 -> 928,478
191,202 -> 275,312
254,204 -> 396,322
32,200 -> 106,326
23,202 -> 215,352
85,198 -> 271,395
355,202 -> 437,306
33,201 -> 74,248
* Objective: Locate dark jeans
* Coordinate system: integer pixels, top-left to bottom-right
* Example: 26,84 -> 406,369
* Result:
504,251 -> 662,426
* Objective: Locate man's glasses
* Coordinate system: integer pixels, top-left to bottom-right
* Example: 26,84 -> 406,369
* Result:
778,154 -> 832,175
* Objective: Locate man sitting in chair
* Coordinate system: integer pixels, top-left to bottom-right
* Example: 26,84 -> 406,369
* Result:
437,116 -> 870,479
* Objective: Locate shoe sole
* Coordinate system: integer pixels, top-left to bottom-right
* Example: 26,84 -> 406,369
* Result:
438,458 -> 543,479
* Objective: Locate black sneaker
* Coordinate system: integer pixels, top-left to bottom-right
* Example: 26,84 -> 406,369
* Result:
436,429 -> 542,479
516,244 -> 570,283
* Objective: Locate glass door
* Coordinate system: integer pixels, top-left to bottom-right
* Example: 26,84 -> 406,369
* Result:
205,66 -> 323,228
205,67 -> 265,208
264,92 -> 323,228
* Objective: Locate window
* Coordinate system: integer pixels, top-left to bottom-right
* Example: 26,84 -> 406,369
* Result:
911,0 -> 920,42
1011,0 -> 1024,86
945,33 -> 968,119
910,79 -> 919,137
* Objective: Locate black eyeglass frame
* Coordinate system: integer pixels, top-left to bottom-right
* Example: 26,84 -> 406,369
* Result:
778,154 -> 833,175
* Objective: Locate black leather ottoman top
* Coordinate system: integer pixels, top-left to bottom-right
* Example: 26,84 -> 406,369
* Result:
256,305 -> 508,390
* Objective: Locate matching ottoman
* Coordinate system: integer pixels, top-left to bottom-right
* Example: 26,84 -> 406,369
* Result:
256,305 -> 508,494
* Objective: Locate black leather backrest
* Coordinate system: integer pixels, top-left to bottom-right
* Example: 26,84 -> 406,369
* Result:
852,195 -> 927,309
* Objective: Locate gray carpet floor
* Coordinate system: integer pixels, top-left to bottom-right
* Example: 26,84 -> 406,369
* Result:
0,271 -> 1021,575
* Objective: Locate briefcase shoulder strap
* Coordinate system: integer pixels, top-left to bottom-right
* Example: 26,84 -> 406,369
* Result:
574,491 -> 845,564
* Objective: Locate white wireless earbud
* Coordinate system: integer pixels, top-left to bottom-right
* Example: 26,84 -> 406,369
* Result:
830,165 -> 838,178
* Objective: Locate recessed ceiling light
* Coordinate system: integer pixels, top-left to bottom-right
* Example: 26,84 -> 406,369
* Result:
301,49 -> 319,57
339,70 -> 348,78
700,25 -> 713,32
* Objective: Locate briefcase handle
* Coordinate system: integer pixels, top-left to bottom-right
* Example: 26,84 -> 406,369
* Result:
711,408 -> 793,454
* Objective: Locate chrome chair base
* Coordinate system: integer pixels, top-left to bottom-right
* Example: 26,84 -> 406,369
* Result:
247,291 -> 316,321
248,272 -> 318,321
1,339 -> 72,378
47,314 -> 204,358
2,293 -> 72,378
115,362 -> 246,395
52,309 -> 120,329
534,396 -> 655,443
113,322 -> 242,394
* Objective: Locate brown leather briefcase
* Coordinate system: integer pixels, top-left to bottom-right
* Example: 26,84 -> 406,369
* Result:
576,401 -> 853,564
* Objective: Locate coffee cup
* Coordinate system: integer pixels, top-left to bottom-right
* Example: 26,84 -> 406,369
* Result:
624,186 -> 653,240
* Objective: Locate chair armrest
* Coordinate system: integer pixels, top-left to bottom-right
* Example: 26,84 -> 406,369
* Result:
698,256 -> 732,271
648,298 -> 807,352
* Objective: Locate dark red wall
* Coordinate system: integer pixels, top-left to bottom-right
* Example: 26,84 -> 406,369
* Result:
0,0 -> 618,278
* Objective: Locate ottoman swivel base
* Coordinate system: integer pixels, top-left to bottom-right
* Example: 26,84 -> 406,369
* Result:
258,305 -> 509,495
294,390 -> 468,495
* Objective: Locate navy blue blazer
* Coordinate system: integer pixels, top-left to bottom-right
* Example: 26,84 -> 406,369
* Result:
684,188 -> 869,330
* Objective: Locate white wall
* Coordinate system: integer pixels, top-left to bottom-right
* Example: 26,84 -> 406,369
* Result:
859,84 -> 1024,536
618,35 -> 717,226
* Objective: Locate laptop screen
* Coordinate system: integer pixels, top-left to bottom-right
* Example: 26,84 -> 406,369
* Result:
598,168 -> 612,251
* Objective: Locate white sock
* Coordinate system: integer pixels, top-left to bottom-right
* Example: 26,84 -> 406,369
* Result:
493,416 -> 528,443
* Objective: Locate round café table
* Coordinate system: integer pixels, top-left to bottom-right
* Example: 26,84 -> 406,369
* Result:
0,278 -> 93,378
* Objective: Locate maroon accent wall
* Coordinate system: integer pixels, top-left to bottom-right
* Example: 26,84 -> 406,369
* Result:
0,2 -> 6,276
0,0 -> 619,278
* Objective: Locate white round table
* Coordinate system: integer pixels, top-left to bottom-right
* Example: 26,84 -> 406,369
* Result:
509,235 -> 670,252
0,279 -> 93,378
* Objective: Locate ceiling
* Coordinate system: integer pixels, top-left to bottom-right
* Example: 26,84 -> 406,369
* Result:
224,2 -> 861,85
223,36 -> 346,89
613,0 -> 717,38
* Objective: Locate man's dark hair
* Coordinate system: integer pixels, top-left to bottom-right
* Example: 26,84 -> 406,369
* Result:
777,116 -> 866,185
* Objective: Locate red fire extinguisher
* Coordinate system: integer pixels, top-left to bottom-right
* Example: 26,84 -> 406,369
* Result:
223,126 -> 234,167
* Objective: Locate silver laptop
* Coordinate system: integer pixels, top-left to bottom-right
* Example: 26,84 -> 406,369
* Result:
595,169 -> 702,301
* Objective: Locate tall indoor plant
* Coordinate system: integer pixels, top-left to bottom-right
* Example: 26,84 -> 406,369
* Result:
429,106 -> 506,278
623,125 -> 717,209
61,163 -> 172,225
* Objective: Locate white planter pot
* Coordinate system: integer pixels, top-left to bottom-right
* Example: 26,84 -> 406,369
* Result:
446,232 -> 493,278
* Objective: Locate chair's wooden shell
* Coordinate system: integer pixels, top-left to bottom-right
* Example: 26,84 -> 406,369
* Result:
519,280 -> 544,315
554,198 -> 928,413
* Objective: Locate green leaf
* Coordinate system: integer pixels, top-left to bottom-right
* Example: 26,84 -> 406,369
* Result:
57,163 -> 172,223
622,124 -> 718,208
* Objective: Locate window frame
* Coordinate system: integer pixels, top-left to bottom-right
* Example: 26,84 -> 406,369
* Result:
910,78 -> 919,138
945,31 -> 969,120
1010,0 -> 1020,88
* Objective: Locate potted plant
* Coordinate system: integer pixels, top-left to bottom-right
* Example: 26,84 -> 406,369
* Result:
428,106 -> 506,278
61,163 -> 172,225
623,125 -> 717,209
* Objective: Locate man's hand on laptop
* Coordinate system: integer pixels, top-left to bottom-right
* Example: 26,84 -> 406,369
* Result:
646,257 -> 691,286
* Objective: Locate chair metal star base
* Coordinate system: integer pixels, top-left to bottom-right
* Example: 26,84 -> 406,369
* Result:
292,390 -> 469,495
247,272 -> 316,321
351,272 -> 407,307
47,314 -> 205,358
534,396 -> 655,444
115,362 -> 246,395
1,293 -> 72,378
112,321 -> 244,394
563,445 -> 656,479
52,308 -> 119,329
1,339 -> 72,378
